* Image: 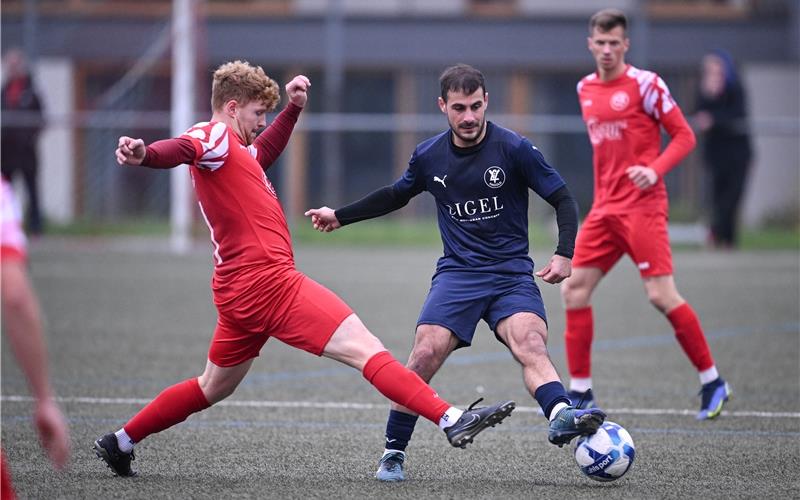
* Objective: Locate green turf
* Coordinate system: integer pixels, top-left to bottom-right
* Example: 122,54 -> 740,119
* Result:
46,216 -> 799,251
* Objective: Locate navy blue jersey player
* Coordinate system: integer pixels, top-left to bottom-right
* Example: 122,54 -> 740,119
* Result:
305,64 -> 606,482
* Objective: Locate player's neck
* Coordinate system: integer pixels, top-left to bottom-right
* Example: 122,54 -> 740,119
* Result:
211,112 -> 247,144
597,63 -> 627,82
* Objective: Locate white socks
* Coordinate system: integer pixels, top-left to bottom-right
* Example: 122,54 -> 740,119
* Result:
699,366 -> 719,385
569,377 -> 592,393
115,429 -> 134,453
549,402 -> 570,421
383,449 -> 405,458
438,407 -> 464,430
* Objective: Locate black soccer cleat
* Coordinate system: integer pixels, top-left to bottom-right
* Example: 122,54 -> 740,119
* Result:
93,433 -> 137,477
445,398 -> 516,449
547,406 -> 607,447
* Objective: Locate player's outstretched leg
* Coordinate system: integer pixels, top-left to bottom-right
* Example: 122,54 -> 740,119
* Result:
444,398 -> 516,449
548,406 -> 607,447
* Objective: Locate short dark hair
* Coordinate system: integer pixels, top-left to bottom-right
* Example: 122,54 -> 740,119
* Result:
439,64 -> 486,102
589,8 -> 627,35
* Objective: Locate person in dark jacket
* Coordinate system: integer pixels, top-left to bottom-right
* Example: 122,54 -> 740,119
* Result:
694,49 -> 753,249
1,48 -> 44,235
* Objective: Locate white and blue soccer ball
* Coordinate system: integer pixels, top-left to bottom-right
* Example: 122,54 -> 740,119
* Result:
573,421 -> 635,482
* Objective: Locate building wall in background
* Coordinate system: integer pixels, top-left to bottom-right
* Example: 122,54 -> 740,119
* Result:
742,64 -> 800,227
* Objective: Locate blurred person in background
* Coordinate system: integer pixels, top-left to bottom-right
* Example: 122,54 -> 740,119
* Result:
1,177 -> 71,499
694,49 -> 752,249
560,9 -> 731,421
93,60 -> 514,478
1,48 -> 44,235
306,63 -> 607,483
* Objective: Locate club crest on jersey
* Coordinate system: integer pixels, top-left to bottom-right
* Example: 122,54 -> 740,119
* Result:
484,166 -> 505,188
262,171 -> 277,198
610,90 -> 630,111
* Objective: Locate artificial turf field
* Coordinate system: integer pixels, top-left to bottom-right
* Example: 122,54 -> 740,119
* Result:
2,238 -> 798,498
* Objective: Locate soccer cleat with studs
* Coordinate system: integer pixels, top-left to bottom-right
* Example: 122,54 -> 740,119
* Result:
697,378 -> 731,420
547,406 -> 606,447
375,451 -> 406,482
445,398 -> 516,449
93,433 -> 137,477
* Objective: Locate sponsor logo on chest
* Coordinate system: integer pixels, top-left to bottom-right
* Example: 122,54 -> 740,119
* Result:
442,165 -> 506,221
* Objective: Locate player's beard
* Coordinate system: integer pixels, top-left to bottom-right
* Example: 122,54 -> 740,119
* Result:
451,118 -> 485,147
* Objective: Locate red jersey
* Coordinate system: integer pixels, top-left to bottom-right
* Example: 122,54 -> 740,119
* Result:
577,65 -> 696,214
143,103 -> 302,284
183,121 -> 294,278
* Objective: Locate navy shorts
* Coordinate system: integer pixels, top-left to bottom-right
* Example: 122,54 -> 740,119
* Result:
417,271 -> 547,348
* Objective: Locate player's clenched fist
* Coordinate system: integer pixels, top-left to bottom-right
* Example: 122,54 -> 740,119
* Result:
286,75 -> 311,109
116,136 -> 146,166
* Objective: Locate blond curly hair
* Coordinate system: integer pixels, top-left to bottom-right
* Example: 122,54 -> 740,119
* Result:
211,60 -> 280,112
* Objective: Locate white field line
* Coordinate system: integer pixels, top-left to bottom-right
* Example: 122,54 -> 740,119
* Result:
2,395 -> 799,419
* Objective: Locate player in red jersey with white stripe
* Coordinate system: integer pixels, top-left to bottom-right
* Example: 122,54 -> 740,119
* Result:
560,9 -> 731,419
1,178 -> 71,499
92,60 -> 515,478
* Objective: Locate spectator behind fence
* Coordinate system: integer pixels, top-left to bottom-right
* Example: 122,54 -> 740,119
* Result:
694,49 -> 753,249
1,48 -> 44,235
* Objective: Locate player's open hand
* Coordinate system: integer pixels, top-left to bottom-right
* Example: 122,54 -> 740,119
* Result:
115,136 -> 146,166
286,75 -> 311,108
535,254 -> 572,284
304,206 -> 341,232
626,165 -> 658,190
34,399 -> 70,470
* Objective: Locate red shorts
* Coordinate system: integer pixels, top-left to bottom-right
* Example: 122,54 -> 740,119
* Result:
1,179 -> 27,262
572,210 -> 673,277
208,272 -> 353,367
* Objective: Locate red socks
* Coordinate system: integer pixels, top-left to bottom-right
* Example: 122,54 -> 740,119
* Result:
124,378 -> 211,443
668,302 -> 714,371
362,351 -> 450,423
565,307 -> 594,379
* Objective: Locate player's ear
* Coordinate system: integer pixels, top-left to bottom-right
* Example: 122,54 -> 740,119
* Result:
438,96 -> 446,114
224,99 -> 238,117
623,37 -> 630,54
586,36 -> 593,52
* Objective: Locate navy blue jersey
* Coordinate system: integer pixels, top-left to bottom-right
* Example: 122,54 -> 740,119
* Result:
393,121 -> 566,275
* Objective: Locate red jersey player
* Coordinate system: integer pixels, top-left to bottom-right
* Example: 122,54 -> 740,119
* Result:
92,60 -> 515,478
1,178 -> 71,499
560,9 -> 731,419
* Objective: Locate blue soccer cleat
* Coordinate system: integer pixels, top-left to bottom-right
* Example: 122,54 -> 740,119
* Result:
548,406 -> 607,447
375,451 -> 406,482
697,378 -> 731,420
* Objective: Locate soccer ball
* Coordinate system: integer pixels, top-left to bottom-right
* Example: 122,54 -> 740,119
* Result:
573,421 -> 635,482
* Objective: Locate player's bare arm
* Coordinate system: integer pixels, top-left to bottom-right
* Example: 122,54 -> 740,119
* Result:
285,75 -> 311,108
625,165 -> 658,190
115,136 -> 146,166
535,254 -> 572,284
304,206 -> 342,232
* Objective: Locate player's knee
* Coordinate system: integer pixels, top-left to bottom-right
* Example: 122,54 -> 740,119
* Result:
561,279 -> 589,308
198,375 -> 236,404
646,286 -> 683,313
510,328 -> 549,360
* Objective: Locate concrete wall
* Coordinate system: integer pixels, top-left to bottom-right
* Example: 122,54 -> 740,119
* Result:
34,58 -> 74,223
742,64 -> 800,227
